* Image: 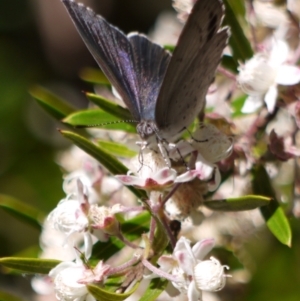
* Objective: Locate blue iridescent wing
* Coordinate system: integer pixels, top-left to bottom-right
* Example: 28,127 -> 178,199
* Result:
155,0 -> 228,139
61,0 -> 170,122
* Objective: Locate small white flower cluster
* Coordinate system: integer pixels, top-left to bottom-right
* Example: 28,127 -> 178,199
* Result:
33,120 -> 232,301
33,150 -> 128,300
145,237 -> 229,301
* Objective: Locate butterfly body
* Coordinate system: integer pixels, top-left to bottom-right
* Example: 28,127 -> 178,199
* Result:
61,0 -> 228,149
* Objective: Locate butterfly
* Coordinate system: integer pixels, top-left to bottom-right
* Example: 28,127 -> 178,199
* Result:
61,0 -> 228,151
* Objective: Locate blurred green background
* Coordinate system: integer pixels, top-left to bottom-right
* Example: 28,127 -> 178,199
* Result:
0,0 -> 299,300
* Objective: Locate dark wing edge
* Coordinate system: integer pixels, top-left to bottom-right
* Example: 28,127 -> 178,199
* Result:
61,0 -> 141,120
61,0 -> 171,123
155,0 -> 228,136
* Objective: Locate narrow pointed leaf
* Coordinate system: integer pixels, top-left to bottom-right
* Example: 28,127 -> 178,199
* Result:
63,109 -> 136,133
0,257 -> 60,274
0,290 -> 25,301
98,140 -> 137,158
139,278 -> 167,301
0,194 -> 45,230
79,67 -> 110,85
227,0 -> 245,15
29,85 -> 75,120
86,93 -> 133,121
204,195 -> 271,211
60,130 -> 146,200
87,281 -> 139,301
223,0 -> 253,62
252,165 -> 292,246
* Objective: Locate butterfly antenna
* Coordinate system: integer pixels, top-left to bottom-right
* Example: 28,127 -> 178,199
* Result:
76,119 -> 139,128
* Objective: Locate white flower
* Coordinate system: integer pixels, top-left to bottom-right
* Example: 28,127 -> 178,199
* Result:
156,237 -> 229,301
47,180 -> 98,258
252,1 -> 289,30
49,259 -> 109,301
116,167 -> 178,191
238,40 -> 300,113
50,261 -> 94,301
48,199 -> 89,236
90,204 -> 123,236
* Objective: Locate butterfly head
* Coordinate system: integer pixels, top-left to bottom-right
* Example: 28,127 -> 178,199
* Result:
136,120 -> 158,142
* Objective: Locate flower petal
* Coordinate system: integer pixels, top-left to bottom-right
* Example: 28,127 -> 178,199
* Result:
241,95 -> 263,113
188,280 -> 202,301
192,238 -> 215,261
154,167 -> 177,184
276,65 -> 300,85
174,237 -> 196,275
264,84 -> 278,113
157,255 -> 177,272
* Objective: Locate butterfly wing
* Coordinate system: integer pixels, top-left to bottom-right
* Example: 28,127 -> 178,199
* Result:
128,34 -> 171,121
61,0 -> 170,122
155,0 -> 228,139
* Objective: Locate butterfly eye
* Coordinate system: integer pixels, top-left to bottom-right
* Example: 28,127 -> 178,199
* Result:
137,121 -> 156,139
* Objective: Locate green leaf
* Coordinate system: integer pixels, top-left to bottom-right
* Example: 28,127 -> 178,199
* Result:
252,165 -> 292,246
204,195 -> 271,211
0,290 -> 25,301
221,54 -> 238,73
152,217 -> 169,257
223,0 -> 253,62
92,212 -> 150,259
60,130 -> 146,200
0,194 -> 45,230
79,67 -> 110,85
98,140 -> 137,158
227,0 -> 245,15
63,109 -> 136,133
86,93 -> 133,121
0,257 -> 60,274
231,94 -> 247,117
163,45 -> 175,52
87,281 -> 139,301
29,85 -> 75,120
139,278 -> 167,301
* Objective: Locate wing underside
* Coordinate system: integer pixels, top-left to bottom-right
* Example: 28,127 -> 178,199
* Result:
62,0 -> 170,121
155,0 -> 228,138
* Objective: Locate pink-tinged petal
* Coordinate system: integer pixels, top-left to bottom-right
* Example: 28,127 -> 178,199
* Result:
194,161 -> 214,181
174,237 -> 193,257
157,255 -> 177,272
264,85 -> 278,113
175,170 -> 196,183
241,95 -> 263,113
188,280 -> 202,301
115,175 -> 144,186
155,167 -> 177,184
174,237 -> 195,275
192,239 -> 215,261
276,65 -> 300,85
